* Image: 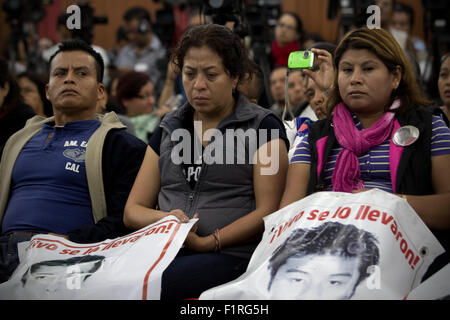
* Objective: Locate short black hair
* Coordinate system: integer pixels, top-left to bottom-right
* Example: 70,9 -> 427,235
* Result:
116,71 -> 151,105
123,6 -> 151,23
268,222 -> 379,291
21,255 -> 105,286
48,39 -> 104,83
247,61 -> 265,101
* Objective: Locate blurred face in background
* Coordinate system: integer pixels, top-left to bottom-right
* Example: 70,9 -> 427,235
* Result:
270,67 -> 287,105
275,13 -> 299,47
304,76 -> 326,120
122,81 -> 155,117
18,76 -> 45,116
125,18 -> 151,49
438,57 -> 450,107
287,70 -> 307,107
391,11 -> 412,34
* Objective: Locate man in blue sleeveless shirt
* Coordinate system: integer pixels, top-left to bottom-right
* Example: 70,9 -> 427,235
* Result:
0,39 -> 146,283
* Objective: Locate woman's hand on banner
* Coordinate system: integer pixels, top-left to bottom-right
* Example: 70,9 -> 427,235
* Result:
184,213 -> 216,252
169,209 -> 189,223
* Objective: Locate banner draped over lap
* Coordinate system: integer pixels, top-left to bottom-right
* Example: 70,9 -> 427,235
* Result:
200,190 -> 445,300
0,216 -> 195,300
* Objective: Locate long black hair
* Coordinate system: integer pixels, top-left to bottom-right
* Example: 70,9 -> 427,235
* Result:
0,58 -> 23,113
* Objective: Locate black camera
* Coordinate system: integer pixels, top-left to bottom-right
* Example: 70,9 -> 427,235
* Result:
204,0 -> 241,16
244,1 -> 280,46
3,0 -> 52,74
203,0 -> 249,38
338,0 -> 376,30
3,0 -> 48,23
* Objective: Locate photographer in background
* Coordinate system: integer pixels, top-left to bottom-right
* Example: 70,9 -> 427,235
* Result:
2,0 -> 49,75
114,6 -> 167,98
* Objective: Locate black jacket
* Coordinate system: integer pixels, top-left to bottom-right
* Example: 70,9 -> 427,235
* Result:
0,103 -> 35,157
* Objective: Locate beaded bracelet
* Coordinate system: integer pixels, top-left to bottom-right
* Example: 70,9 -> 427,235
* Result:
212,229 -> 222,252
212,231 -> 220,252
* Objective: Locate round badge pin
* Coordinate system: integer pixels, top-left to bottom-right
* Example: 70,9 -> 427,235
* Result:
392,125 -> 419,146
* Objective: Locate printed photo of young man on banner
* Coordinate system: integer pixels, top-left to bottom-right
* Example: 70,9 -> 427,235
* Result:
200,189 -> 445,300
266,221 -> 380,300
0,216 -> 196,300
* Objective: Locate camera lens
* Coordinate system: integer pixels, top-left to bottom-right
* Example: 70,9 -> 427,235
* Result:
303,51 -> 309,58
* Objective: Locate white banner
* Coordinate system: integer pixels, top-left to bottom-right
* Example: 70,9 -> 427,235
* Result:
200,189 -> 445,300
0,216 -> 195,300
405,263 -> 450,300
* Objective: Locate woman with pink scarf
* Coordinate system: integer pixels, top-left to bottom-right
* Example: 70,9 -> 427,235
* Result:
280,28 -> 450,276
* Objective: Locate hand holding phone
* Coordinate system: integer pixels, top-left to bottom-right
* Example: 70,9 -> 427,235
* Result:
301,48 -> 335,92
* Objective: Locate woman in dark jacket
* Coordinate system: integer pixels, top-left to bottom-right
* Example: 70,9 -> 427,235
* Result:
124,24 -> 289,299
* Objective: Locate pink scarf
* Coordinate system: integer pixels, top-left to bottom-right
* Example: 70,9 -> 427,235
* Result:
331,100 -> 400,192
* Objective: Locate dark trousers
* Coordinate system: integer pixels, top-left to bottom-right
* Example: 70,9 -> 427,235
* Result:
161,249 -> 249,300
0,233 -> 33,283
